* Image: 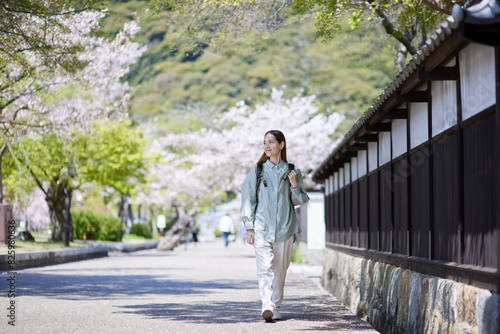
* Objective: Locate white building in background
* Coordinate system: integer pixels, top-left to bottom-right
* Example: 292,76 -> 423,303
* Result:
295,191 -> 325,264
195,199 -> 240,242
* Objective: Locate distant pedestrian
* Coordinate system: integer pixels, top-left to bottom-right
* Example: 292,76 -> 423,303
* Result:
241,130 -> 309,322
185,221 -> 198,250
218,213 -> 234,247
191,225 -> 198,243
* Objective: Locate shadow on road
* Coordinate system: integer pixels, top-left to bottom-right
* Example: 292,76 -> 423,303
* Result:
116,296 -> 376,332
17,272 -> 256,301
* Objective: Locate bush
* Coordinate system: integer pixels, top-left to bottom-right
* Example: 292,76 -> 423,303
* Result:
131,223 -> 152,239
213,227 -> 221,238
72,210 -> 122,242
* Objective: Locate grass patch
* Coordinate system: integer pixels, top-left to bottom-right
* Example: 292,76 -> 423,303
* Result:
0,231 -> 160,254
292,247 -> 303,264
122,233 -> 160,242
122,233 -> 148,241
0,240 -> 90,254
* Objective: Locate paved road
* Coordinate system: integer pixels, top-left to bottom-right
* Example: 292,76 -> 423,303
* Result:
1,239 -> 378,333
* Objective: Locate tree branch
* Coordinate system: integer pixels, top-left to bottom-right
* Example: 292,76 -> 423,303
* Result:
421,0 -> 465,15
368,0 -> 417,55
0,0 -> 105,17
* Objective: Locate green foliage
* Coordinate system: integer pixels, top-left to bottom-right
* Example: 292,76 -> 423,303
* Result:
131,223 -> 153,239
72,210 -> 123,241
4,119 -> 150,199
75,119 -> 151,196
213,227 -> 221,238
292,246 -> 303,264
100,0 -> 398,134
2,119 -> 152,241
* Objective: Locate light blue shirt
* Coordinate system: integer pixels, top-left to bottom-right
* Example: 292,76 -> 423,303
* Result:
241,159 -> 310,243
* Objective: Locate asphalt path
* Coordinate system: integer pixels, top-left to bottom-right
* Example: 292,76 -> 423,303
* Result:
1,239 -> 378,333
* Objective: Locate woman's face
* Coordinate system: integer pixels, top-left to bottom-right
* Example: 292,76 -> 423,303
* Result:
263,133 -> 284,159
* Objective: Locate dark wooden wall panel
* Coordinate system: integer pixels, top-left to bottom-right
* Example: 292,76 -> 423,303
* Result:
345,186 -> 352,246
410,148 -> 430,259
333,192 -> 339,244
359,178 -> 369,248
328,194 -> 334,244
352,182 -> 360,247
325,194 -> 330,243
463,116 -> 499,268
432,133 -> 460,263
393,159 -> 408,255
369,174 -> 379,251
380,167 -> 393,252
320,57 -> 500,289
339,188 -> 345,245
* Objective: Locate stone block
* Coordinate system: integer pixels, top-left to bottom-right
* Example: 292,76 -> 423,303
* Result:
456,283 -> 478,331
320,249 -> 500,333
408,272 -> 422,333
369,262 -> 388,332
348,256 -> 363,314
367,260 -> 375,306
386,267 -> 401,331
417,276 -> 430,334
440,280 -> 456,326
425,277 -> 441,334
357,259 -> 371,319
477,289 -> 500,334
426,279 -> 457,333
395,269 -> 412,333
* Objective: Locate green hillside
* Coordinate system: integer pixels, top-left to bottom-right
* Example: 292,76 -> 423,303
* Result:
100,0 -> 399,134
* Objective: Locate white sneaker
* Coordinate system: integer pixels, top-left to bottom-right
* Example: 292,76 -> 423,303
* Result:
261,309 -> 274,322
273,308 -> 283,320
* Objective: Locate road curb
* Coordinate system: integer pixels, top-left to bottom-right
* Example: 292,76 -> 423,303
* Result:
0,247 -> 109,271
73,239 -> 160,253
0,240 -> 160,271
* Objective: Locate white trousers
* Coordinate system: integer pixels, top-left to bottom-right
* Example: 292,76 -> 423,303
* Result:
253,236 -> 294,312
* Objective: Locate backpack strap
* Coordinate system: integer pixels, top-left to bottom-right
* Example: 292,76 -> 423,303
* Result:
255,162 -> 264,198
252,162 -> 264,226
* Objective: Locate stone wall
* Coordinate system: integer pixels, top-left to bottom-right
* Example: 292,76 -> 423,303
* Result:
322,248 -> 500,334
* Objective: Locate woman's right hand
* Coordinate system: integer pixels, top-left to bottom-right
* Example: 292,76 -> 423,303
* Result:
246,229 -> 255,245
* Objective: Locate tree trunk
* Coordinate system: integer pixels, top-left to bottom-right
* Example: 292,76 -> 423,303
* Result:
395,43 -> 408,73
46,182 -> 68,241
150,207 -> 158,236
156,204 -> 194,251
118,194 -> 134,234
395,25 -> 417,72
421,0 -> 466,14
0,145 -> 6,204
66,187 -> 73,244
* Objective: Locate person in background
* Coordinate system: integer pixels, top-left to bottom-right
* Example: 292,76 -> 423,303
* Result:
190,224 -> 198,244
218,213 -> 234,247
241,130 -> 309,322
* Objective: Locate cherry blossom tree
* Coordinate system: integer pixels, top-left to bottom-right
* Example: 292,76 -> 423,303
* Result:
1,8 -> 146,240
0,12 -> 146,140
140,88 -> 344,218
13,187 -> 51,231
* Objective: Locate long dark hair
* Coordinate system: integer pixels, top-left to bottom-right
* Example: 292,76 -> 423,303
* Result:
257,130 -> 287,164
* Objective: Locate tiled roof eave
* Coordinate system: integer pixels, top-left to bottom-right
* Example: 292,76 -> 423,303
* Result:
312,7 -> 467,183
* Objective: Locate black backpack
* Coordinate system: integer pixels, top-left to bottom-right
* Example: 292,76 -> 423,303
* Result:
255,162 -> 294,197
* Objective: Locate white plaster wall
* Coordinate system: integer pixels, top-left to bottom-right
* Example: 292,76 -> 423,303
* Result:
306,192 -> 325,250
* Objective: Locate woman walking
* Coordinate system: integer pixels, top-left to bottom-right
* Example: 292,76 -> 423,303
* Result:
241,130 -> 309,322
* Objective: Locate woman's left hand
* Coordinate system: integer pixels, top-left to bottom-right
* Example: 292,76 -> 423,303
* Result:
288,170 -> 299,188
